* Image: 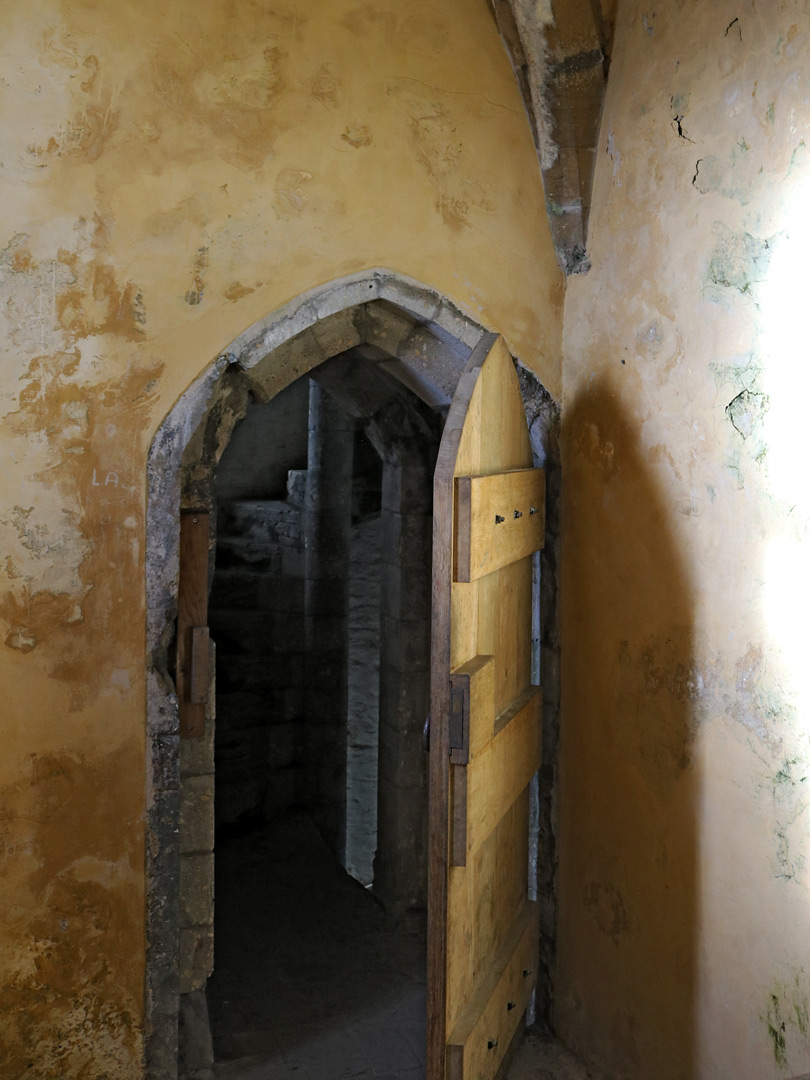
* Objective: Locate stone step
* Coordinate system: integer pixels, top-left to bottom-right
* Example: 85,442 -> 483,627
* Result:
215,535 -> 304,576
218,499 -> 302,548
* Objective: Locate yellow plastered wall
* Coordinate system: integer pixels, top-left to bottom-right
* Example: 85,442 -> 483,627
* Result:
0,0 -> 562,1074
560,1 -> 810,1077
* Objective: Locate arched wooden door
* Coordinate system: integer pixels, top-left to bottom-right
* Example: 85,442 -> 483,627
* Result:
427,332 -> 545,1080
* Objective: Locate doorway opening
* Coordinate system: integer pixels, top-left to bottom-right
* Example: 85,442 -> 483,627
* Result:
202,355 -> 439,1077
144,272 -> 561,1080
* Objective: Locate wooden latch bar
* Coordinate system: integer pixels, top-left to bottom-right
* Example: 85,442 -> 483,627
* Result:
449,655 -> 495,867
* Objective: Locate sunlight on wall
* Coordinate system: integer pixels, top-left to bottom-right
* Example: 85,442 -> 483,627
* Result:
760,170 -> 810,724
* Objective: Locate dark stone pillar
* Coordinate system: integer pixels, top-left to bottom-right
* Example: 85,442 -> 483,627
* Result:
303,381 -> 354,855
374,453 -> 433,909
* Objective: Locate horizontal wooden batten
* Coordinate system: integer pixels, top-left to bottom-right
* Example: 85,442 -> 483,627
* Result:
446,900 -> 538,1080
465,687 -> 541,857
454,468 -> 545,582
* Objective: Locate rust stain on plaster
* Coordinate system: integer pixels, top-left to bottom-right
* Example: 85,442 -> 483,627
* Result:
0,219 -> 147,348
399,95 -> 497,229
408,102 -> 463,179
274,169 -> 313,218
27,36 -> 121,168
157,36 -> 293,171
583,880 -> 630,940
2,352 -> 162,677
0,748 -> 142,1076
224,281 -> 255,301
341,122 -> 373,148
185,246 -> 209,306
312,63 -> 341,109
1,224 -> 162,702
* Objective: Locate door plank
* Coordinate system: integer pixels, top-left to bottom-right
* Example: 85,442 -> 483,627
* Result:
446,900 -> 538,1080
473,794 -> 530,992
478,558 -> 533,717
450,655 -> 495,760
454,469 -> 545,582
465,690 -> 541,858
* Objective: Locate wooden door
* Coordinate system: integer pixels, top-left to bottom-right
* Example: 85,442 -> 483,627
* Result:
427,333 -> 545,1080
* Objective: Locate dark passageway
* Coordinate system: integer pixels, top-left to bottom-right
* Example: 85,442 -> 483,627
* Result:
207,814 -> 426,1080
201,357 -> 438,1078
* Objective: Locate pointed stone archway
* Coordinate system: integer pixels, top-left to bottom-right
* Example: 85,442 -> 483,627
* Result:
143,270 -> 561,1079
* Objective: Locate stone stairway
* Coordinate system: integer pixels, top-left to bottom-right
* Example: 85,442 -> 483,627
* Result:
209,475 -> 307,833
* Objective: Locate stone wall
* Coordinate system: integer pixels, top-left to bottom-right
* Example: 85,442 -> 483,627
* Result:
175,639 -> 216,1080
345,447 -> 383,887
209,488 -> 306,833
559,3 -> 810,1077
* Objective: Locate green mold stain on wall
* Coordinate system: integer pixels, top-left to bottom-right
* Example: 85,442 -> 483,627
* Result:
766,993 -> 788,1067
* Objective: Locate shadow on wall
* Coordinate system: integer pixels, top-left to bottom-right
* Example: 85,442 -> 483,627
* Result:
557,379 -> 698,1080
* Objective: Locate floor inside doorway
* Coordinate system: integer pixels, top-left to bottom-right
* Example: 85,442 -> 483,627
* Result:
208,811 -> 426,1080
207,811 -> 606,1080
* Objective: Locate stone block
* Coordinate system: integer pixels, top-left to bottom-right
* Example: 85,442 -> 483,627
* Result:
356,298 -> 416,356
379,667 -> 430,738
147,669 -> 181,738
377,274 -> 441,322
380,509 -> 432,571
282,545 -> 305,577
238,307 -> 320,370
178,927 -> 214,994
375,782 -> 428,910
378,719 -> 428,789
379,558 -> 431,615
381,462 -> 433,514
310,308 -> 363,356
179,775 -> 214,855
398,325 -> 464,402
216,536 -> 282,573
381,615 -> 431,674
286,468 -> 308,506
435,299 -> 482,350
313,273 -> 380,319
179,853 -> 214,928
178,988 -> 214,1074
220,499 -> 303,546
149,733 -> 180,795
